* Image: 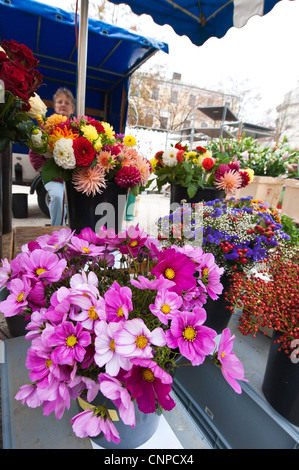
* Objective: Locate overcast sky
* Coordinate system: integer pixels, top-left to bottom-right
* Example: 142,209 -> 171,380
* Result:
35,0 -> 299,124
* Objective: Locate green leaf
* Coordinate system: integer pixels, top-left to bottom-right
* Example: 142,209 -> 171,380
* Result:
41,158 -> 62,184
187,184 -> 197,199
131,185 -> 139,197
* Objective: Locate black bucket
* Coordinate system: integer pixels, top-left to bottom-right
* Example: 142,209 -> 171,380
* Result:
12,193 -> 28,218
170,184 -> 225,206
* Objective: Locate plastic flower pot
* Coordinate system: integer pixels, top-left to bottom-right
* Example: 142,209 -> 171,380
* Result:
262,331 -> 299,426
65,181 -> 128,234
170,184 -> 225,207
203,273 -> 232,334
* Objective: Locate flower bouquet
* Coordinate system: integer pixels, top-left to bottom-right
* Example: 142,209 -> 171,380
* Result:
28,114 -> 151,196
0,225 -> 247,446
149,142 -> 253,198
157,196 -> 292,275
0,39 -> 42,152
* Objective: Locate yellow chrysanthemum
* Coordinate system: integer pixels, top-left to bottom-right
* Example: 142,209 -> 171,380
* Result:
80,124 -> 99,142
44,114 -> 68,134
101,121 -> 114,139
244,168 -> 254,182
93,137 -> 102,152
150,158 -> 157,171
185,151 -> 197,161
123,135 -> 136,147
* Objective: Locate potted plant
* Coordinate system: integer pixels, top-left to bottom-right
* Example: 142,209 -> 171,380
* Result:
148,141 -> 253,203
0,225 -> 247,448
28,114 -> 152,233
226,252 -> 299,426
157,196 -> 292,332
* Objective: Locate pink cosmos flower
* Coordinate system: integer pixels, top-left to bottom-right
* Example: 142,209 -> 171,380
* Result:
68,375 -> 101,403
217,328 -> 248,394
114,318 -> 166,359
36,228 -> 74,252
112,224 -> 148,257
69,271 -> 99,297
0,257 -> 11,289
69,291 -> 106,330
181,285 -> 207,310
196,253 -> 224,300
104,281 -> 133,322
165,307 -> 217,366
0,277 -> 30,317
15,384 -> 43,408
48,321 -> 91,365
71,408 -> 120,443
68,235 -> 106,257
151,247 -> 196,295
39,378 -> 71,419
25,308 -> 52,341
130,274 -> 175,291
124,358 -> 176,413
94,321 -> 132,376
149,289 -> 183,325
21,249 -> 67,283
99,373 -> 135,426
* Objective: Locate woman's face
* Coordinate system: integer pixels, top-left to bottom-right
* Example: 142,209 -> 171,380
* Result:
54,93 -> 74,117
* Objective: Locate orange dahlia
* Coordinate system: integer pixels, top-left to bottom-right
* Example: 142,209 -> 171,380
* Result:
44,114 -> 68,134
215,170 -> 242,195
72,166 -> 106,196
48,125 -> 78,152
97,150 -> 116,171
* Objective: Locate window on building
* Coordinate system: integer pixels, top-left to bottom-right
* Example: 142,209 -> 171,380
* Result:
189,94 -> 196,107
151,88 -> 159,100
170,89 -> 178,104
160,116 -> 168,129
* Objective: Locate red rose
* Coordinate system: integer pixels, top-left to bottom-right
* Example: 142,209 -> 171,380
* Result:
1,39 -> 39,71
196,146 -> 206,153
154,151 -> 164,160
0,58 -> 30,100
176,149 -> 185,162
73,136 -> 95,166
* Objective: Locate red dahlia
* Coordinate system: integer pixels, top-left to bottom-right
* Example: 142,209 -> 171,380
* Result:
201,156 -> 215,170
114,165 -> 141,188
73,136 -> 95,167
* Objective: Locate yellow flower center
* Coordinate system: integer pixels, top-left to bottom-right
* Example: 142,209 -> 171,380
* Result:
164,267 -> 175,280
117,306 -> 124,317
36,268 -> 47,276
66,335 -> 78,347
130,240 -> 138,247
46,359 -> 53,368
183,326 -> 197,342
135,334 -> 148,349
88,306 -> 98,320
82,247 -> 90,254
202,268 -> 209,276
161,304 -> 171,314
17,291 -> 25,302
109,339 -> 116,352
142,367 -> 155,382
221,352 -> 226,359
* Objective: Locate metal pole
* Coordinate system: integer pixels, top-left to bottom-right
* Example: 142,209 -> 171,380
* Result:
76,0 -> 89,116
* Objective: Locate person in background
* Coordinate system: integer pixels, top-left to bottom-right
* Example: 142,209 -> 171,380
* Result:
29,87 -> 76,226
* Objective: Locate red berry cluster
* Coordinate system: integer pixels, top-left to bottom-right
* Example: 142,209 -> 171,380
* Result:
225,251 -> 299,355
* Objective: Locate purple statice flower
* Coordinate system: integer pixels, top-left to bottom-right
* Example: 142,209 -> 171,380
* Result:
149,289 -> 183,325
124,358 -> 176,413
48,321 -> 91,366
104,281 -> 133,322
99,373 -> 135,426
0,277 -> 30,317
165,307 -> 217,366
21,249 -> 67,283
151,247 -> 196,295
94,321 -> 132,376
71,408 -> 120,443
114,318 -> 166,359
217,328 -> 248,394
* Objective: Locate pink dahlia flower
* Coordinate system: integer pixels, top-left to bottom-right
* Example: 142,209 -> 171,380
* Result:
99,372 -> 135,426
71,409 -> 120,443
217,328 -> 248,394
124,358 -> 176,413
165,307 -> 217,365
114,165 -> 141,188
151,247 -> 196,295
48,321 -> 91,366
114,318 -> 166,359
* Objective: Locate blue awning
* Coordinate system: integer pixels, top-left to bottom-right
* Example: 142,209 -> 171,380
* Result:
0,0 -> 168,131
108,0 -> 287,47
